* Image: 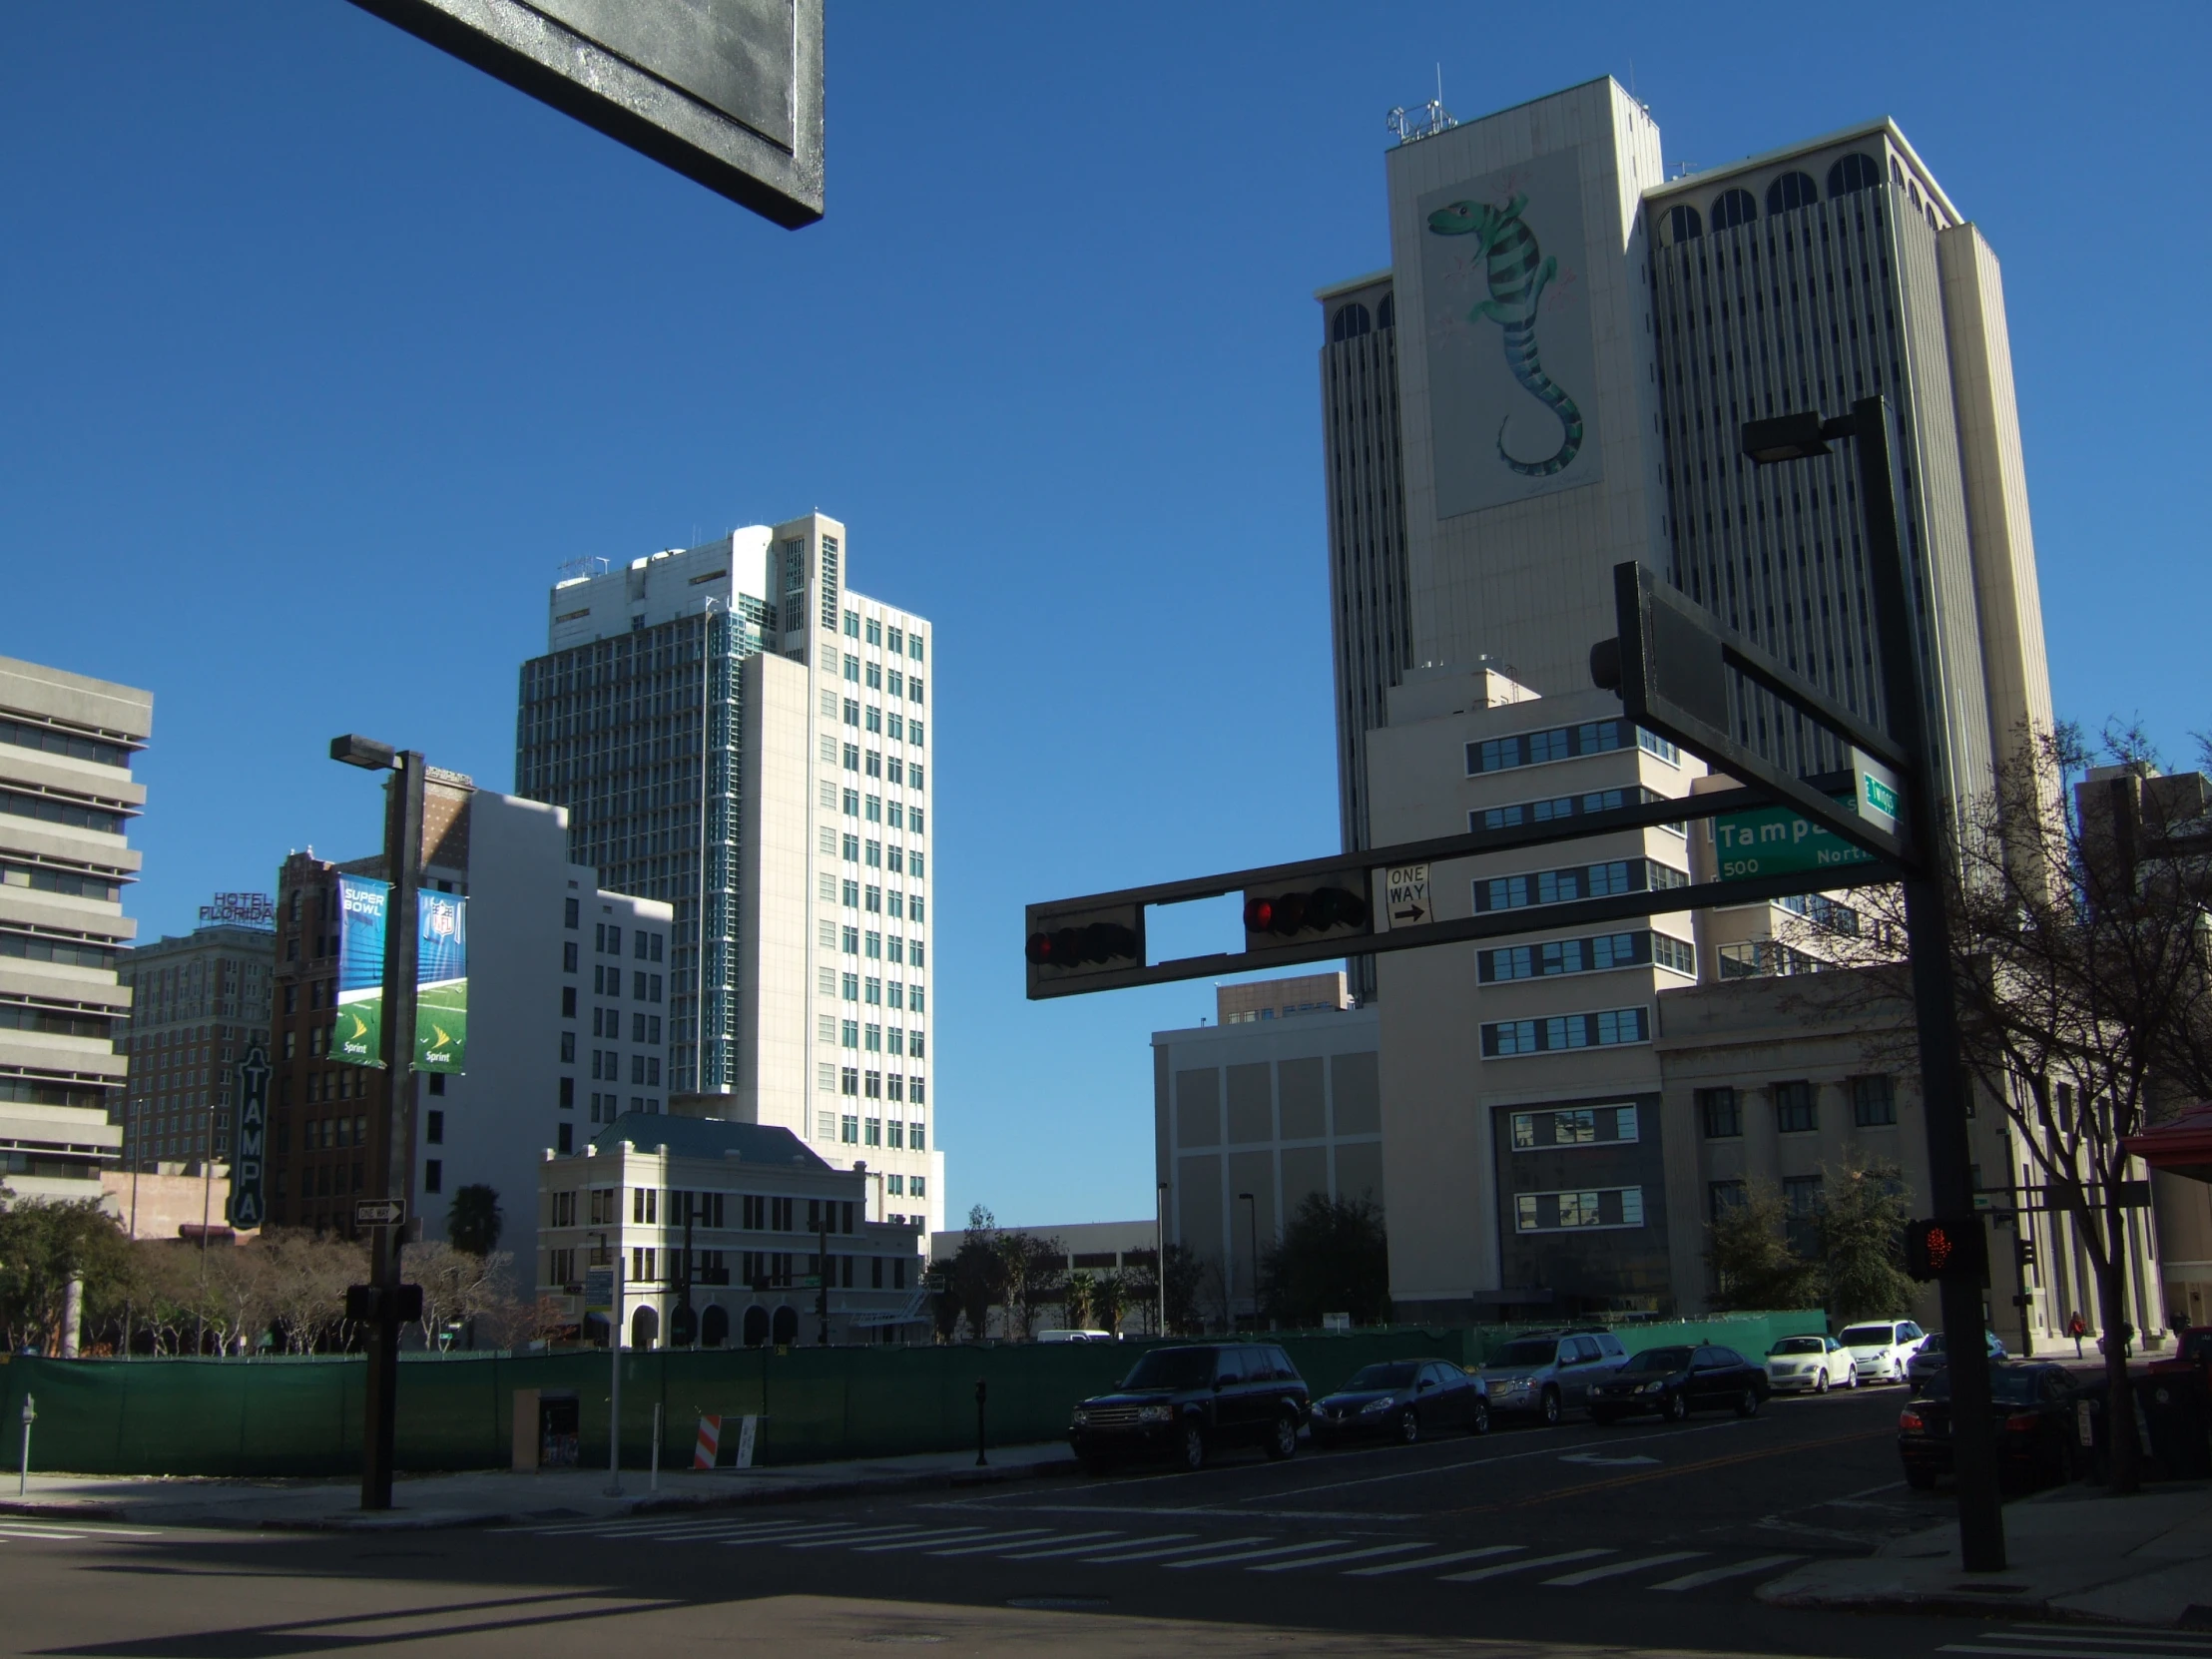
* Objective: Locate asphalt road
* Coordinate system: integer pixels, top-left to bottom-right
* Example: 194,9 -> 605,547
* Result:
0,1384 -> 2168,1659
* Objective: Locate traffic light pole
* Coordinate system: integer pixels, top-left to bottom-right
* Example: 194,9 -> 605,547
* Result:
362,749 -> 424,1512
1841,396 -> 2005,1572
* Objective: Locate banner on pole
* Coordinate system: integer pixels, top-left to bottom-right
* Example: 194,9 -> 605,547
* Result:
414,889 -> 468,1073
333,875 -> 388,1067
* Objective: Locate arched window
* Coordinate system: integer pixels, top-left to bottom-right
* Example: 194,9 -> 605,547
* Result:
1710,188 -> 1757,231
1666,204 -> 1703,245
1890,157 -> 1905,186
771,1305 -> 800,1346
1827,153 -> 1882,197
1376,292 -> 1394,330
630,1304 -> 660,1351
1765,171 -> 1819,214
1908,181 -> 1923,211
743,1305 -> 770,1348
1330,302 -> 1372,343
701,1304 -> 730,1349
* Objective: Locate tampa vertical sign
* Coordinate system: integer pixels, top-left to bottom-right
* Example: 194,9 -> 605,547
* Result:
228,1042 -> 272,1228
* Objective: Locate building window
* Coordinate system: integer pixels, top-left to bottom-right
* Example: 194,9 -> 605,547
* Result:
1852,1074 -> 1896,1127
1509,1103 -> 1639,1151
840,1066 -> 858,1096
564,897 -> 579,928
1466,719 -> 1675,776
1710,187 -> 1757,230
1513,1186 -> 1646,1233
1698,1087 -> 1742,1139
1826,152 -> 1882,196
1479,1007 -> 1649,1057
1774,1080 -> 1818,1133
1708,1179 -> 1747,1219
1475,859 -> 1684,913
1666,203 -> 1701,244
423,1159 -> 442,1194
557,1123 -> 573,1153
840,1115 -> 858,1144
560,1032 -> 576,1063
1783,1175 -> 1824,1254
425,1110 -> 443,1145
1765,170 -> 1819,213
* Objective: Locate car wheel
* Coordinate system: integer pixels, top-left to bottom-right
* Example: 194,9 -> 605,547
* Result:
1814,1370 -> 1829,1394
1081,1452 -> 1118,1478
1540,1386 -> 1562,1427
1396,1408 -> 1420,1445
1265,1411 -> 1299,1461
1847,1368 -> 1860,1389
1736,1385 -> 1762,1418
1468,1398 -> 1490,1435
1904,1463 -> 1937,1491
1664,1390 -> 1689,1423
1892,1360 -> 1906,1383
1179,1419 -> 1207,1471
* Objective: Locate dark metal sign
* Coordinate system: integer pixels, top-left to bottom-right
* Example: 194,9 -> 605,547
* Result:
227,1044 -> 271,1229
354,1197 -> 408,1227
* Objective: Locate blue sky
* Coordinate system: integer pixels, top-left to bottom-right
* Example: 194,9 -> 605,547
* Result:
5,4 -> 2205,1230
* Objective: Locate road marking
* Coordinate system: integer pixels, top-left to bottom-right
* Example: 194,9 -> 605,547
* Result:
1558,1451 -> 1661,1466
1938,1649 -> 2212,1659
1345,1545 -> 1524,1577
1162,1538 -> 1350,1569
778,1526 -> 929,1549
939,1502 -> 1419,1521
1441,1547 -> 1612,1583
1245,1419 -> 1747,1502
923,1529 -> 1098,1556
848,1527 -> 1000,1552
1078,1534 -> 1271,1563
1000,1531 -> 1177,1560
1541,1550 -> 1706,1586
1250,1540 -> 1429,1572
1436,1425 -> 1895,1516
0,1528 -> 88,1540
1973,1635 -> 2212,1651
1649,1554 -> 1805,1590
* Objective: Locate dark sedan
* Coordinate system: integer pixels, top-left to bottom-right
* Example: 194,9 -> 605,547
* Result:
1311,1359 -> 1490,1446
1587,1344 -> 1769,1423
1898,1362 -> 2079,1490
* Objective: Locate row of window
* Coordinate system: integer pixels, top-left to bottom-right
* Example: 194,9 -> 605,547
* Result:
1698,1075 -> 1895,1136
1510,1103 -> 1640,1151
1482,1006 -> 1650,1057
824,830 -> 921,875
823,920 -> 924,967
819,1017 -> 925,1059
1514,1185 -> 1646,1233
0,789 -> 128,836
1,860 -> 123,902
0,927 -> 117,969
819,969 -> 924,1012
822,1063 -> 926,1106
827,740 -> 925,789
572,965 -> 665,1003
1662,152 -> 1899,247
1475,858 -> 1687,913
839,652 -> 924,704
835,1115 -> 926,1156
1477,928 -> 1693,982
1467,720 -> 1677,777
584,1092 -> 657,1125
841,610 -> 925,661
820,876 -> 925,921
826,690 -> 925,748
0,713 -> 135,770
823,782 -> 926,832
1474,785 -> 1684,836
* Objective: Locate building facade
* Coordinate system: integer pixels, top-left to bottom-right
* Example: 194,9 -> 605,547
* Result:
536,1111 -> 928,1347
116,923 -> 273,1169
514,513 -> 942,1236
0,656 -> 143,1204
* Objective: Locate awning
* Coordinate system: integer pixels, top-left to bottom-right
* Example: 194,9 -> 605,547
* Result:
2121,1103 -> 2212,1184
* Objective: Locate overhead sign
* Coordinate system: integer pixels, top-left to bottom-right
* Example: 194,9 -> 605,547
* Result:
227,1043 -> 271,1230
354,1198 -> 407,1227
1714,794 -> 1877,882
1383,863 -> 1430,928
584,1265 -> 615,1315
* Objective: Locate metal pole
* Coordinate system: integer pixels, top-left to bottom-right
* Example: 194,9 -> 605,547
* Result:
361,751 -> 424,1512
650,1400 -> 661,1492
1240,1193 -> 1260,1331
974,1378 -> 987,1466
16,1395 -> 32,1497
607,1257 -> 625,1495
1156,1181 -> 1169,1337
1847,393 -> 2005,1573
817,1221 -> 830,1347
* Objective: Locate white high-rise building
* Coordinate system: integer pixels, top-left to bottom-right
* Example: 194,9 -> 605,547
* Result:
515,513 -> 942,1236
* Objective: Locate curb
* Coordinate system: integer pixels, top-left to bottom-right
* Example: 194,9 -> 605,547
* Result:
0,1500 -> 133,1522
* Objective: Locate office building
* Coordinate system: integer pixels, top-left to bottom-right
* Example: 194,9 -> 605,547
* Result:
536,1111 -> 927,1347
264,793 -> 670,1245
116,921 -> 273,1168
515,513 -> 942,1236
0,656 -> 142,1204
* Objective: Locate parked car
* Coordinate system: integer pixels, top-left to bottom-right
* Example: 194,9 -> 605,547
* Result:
2149,1329 -> 2212,1378
1068,1343 -> 1310,1474
1478,1330 -> 1629,1425
1311,1359 -> 1490,1446
1838,1319 -> 1929,1383
1904,1329 -> 2007,1387
1765,1335 -> 1858,1393
1036,1329 -> 1115,1344
1588,1344 -> 1769,1423
1897,1362 -> 2079,1491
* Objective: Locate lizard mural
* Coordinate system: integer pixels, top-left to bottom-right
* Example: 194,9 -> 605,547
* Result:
1427,192 -> 1585,478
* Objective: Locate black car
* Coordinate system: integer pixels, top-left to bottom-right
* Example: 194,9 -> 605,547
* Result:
1311,1359 -> 1490,1446
1068,1343 -> 1310,1474
1586,1344 -> 1769,1423
1898,1362 -> 2079,1491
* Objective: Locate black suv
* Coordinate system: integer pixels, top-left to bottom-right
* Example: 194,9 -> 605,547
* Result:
1069,1343 -> 1310,1474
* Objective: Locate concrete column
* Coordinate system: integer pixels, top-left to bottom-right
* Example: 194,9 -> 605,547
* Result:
60,1275 -> 83,1359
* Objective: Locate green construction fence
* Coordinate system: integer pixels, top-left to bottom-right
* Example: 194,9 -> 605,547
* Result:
0,1312 -> 1825,1478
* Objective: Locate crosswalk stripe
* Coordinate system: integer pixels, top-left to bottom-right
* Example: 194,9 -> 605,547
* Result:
1162,1539 -> 1350,1570
848,1528 -> 1001,1553
1940,1649 -> 2212,1659
1345,1545 -> 1523,1578
1079,1535 -> 1270,1564
919,1529 -> 1069,1556
778,1526 -> 928,1549
1650,1554 -> 1804,1592
1542,1551 -> 1706,1586
937,1530 -> 1122,1558
1441,1547 -> 1611,1583
573,1518 -> 846,1542
1250,1541 -> 1429,1572
1003,1532 -> 1191,1561
0,1529 -> 87,1540
1977,1638 -> 2212,1652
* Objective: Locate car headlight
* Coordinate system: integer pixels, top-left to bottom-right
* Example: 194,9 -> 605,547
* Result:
1362,1396 -> 1394,1413
1638,1381 -> 1661,1393
1072,1409 -> 1090,1425
1137,1404 -> 1171,1423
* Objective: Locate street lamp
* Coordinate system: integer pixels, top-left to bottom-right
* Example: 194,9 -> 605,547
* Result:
1741,396 -> 2006,1574
1238,1192 -> 1259,1333
328,732 -> 425,1513
1154,1181 -> 1170,1337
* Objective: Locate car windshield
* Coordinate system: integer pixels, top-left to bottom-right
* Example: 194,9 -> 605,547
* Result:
1623,1347 -> 1693,1374
1492,1340 -> 1560,1368
1840,1325 -> 1895,1347
1343,1363 -> 1419,1390
1770,1338 -> 1826,1356
1927,1369 -> 2045,1405
1119,1348 -> 1217,1391
1920,1334 -> 1947,1354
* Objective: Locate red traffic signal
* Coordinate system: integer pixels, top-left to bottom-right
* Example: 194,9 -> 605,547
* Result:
1022,902 -> 1145,993
1904,1217 -> 1985,1283
1025,919 -> 1139,969
1241,880 -> 1372,950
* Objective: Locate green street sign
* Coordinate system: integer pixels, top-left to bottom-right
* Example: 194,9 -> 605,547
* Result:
1715,793 -> 1878,881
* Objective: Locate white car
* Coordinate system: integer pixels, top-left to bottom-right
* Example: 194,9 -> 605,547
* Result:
1837,1319 -> 1928,1383
1764,1334 -> 1858,1393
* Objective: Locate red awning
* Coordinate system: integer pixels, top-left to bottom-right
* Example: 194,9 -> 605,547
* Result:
2122,1103 -> 2212,1184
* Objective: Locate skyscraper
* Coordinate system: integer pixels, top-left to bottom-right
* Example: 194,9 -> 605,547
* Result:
116,921 -> 272,1168
515,514 -> 941,1235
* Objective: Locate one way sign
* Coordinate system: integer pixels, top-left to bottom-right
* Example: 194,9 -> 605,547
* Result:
1383,863 -> 1430,928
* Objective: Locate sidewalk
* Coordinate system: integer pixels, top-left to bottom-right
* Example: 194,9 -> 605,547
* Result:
0,1439 -> 1076,1532
1758,1480 -> 2212,1628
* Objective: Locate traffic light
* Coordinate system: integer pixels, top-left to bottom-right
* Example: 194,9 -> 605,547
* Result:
1241,875 -> 1373,953
2015,1237 -> 2037,1270
1904,1217 -> 1986,1283
1023,902 -> 1144,993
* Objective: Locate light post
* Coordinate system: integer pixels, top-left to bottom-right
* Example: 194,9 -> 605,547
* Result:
1238,1193 -> 1258,1333
1742,394 -> 2005,1573
16,1393 -> 33,1497
329,733 -> 425,1512
1154,1181 -> 1169,1337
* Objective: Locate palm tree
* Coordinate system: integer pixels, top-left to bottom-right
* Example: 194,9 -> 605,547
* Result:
447,1185 -> 502,1257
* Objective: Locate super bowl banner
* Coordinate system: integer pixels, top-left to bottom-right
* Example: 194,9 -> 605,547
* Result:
332,874 -> 468,1074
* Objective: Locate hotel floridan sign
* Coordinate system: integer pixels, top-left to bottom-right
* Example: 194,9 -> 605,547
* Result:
228,1042 -> 271,1229
333,874 -> 469,1073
